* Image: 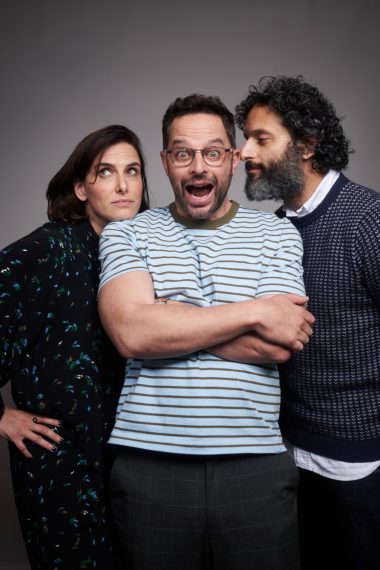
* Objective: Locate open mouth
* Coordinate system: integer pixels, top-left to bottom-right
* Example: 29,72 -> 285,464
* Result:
185,183 -> 214,197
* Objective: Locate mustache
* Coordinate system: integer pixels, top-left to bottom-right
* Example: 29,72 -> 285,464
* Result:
245,161 -> 264,173
185,174 -> 214,185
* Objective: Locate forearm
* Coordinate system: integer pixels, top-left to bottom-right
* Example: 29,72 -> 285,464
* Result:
99,296 -> 254,359
208,333 -> 292,364
99,274 -> 313,359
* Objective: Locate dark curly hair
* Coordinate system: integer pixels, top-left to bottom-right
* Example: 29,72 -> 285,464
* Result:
235,76 -> 353,174
162,93 -> 236,149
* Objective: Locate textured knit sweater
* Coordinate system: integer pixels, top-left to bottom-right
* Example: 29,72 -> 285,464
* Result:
277,174 -> 380,462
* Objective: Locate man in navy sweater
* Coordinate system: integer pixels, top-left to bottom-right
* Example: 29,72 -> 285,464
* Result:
234,76 -> 380,570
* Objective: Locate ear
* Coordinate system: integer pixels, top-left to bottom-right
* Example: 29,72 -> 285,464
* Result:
231,148 -> 241,174
160,150 -> 169,176
296,139 -> 316,161
74,180 -> 87,202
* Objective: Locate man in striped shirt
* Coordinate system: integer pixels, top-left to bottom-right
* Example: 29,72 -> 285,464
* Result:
98,94 -> 314,570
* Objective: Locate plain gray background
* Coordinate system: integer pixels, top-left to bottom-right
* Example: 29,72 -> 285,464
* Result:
1,0 -> 379,567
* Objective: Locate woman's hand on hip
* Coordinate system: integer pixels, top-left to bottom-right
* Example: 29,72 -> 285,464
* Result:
0,408 -> 63,458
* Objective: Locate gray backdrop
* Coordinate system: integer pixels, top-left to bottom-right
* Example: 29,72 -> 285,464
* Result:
1,0 -> 379,567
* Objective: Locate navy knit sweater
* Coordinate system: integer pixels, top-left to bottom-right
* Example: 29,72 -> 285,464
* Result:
277,174 -> 380,462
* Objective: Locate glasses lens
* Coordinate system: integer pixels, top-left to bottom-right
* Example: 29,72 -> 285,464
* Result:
172,147 -> 193,165
203,147 -> 226,165
168,147 -> 229,166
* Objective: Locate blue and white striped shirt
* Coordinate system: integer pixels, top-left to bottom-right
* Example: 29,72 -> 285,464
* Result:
99,201 -> 305,455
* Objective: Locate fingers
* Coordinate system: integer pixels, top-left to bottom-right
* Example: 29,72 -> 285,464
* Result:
292,340 -> 305,353
31,415 -> 61,428
274,348 -> 292,363
14,430 -> 59,458
301,321 -> 314,337
0,409 -> 64,457
27,430 -> 61,452
32,422 -> 63,446
304,310 -> 315,325
286,294 -> 309,305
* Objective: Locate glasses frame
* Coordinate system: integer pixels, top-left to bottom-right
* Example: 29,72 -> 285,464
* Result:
165,146 -> 234,167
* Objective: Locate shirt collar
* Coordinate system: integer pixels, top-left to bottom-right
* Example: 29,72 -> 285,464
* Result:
284,170 -> 340,218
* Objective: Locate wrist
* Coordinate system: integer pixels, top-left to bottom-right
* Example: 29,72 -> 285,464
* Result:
239,298 -> 265,332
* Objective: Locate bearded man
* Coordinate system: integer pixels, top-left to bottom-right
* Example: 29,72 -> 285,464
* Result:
236,76 -> 380,570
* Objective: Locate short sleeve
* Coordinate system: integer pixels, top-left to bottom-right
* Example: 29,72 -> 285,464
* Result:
99,220 -> 149,289
255,217 -> 306,297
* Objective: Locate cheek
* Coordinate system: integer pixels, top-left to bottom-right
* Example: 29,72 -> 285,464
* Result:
132,179 -> 144,212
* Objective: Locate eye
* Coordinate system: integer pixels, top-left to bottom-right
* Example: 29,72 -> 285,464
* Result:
127,166 -> 140,176
257,137 -> 270,145
205,147 -> 223,161
98,167 -> 112,177
174,148 -> 192,161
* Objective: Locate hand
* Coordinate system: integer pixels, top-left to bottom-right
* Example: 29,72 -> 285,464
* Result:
0,408 -> 63,458
209,332 -> 292,364
252,294 -> 314,351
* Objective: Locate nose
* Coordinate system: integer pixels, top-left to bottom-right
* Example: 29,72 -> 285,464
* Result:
240,139 -> 256,161
190,150 -> 207,174
116,173 -> 128,193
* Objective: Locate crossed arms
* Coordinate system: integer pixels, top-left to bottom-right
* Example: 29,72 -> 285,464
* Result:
98,270 -> 314,364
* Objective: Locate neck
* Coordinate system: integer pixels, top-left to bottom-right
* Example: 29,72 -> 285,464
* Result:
285,166 -> 324,211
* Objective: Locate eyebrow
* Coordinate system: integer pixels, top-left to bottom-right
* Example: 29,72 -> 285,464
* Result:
171,138 -> 226,147
96,160 -> 141,168
244,128 -> 272,138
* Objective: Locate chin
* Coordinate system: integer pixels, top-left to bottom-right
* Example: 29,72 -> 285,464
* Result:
187,206 -> 213,220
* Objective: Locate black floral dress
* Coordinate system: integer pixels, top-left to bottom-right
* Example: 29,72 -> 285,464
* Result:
0,220 -> 124,569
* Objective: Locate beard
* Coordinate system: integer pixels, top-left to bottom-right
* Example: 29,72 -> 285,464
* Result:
244,144 -> 304,202
170,171 -> 233,221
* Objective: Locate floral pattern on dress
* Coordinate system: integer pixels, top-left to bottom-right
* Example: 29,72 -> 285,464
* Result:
0,220 -> 124,569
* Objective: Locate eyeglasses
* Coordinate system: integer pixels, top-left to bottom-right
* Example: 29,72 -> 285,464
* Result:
165,146 -> 233,166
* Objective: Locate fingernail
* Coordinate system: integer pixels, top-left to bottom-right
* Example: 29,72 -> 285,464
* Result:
51,446 -> 57,452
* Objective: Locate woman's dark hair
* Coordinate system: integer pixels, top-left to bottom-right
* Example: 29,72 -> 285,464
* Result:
162,94 -> 236,149
235,76 -> 353,174
47,125 -> 150,221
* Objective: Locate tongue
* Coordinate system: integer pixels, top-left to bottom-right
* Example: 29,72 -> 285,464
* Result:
188,186 -> 211,197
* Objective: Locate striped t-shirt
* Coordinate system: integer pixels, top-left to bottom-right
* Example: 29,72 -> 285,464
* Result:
99,201 -> 305,455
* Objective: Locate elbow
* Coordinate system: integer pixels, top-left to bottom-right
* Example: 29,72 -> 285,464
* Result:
112,333 -> 151,359
112,336 -> 141,359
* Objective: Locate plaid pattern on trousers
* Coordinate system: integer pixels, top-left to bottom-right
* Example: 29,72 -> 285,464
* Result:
109,447 -> 300,570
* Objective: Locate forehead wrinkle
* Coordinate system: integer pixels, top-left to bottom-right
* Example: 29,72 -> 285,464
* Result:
97,160 -> 140,166
171,137 -> 225,147
168,114 -> 229,146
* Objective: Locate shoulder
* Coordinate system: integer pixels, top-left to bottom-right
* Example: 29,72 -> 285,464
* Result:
334,177 -> 380,230
0,222 -> 73,269
334,176 -> 380,211
236,205 -> 301,237
237,205 -> 288,225
101,207 -> 172,238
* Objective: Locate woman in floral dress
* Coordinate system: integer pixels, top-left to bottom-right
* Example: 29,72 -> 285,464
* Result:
0,125 -> 150,569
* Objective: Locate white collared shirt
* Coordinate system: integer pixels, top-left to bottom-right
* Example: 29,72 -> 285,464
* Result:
284,169 -> 340,218
284,169 -> 380,481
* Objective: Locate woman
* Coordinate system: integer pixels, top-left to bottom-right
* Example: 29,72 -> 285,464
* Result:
0,125 -> 150,569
